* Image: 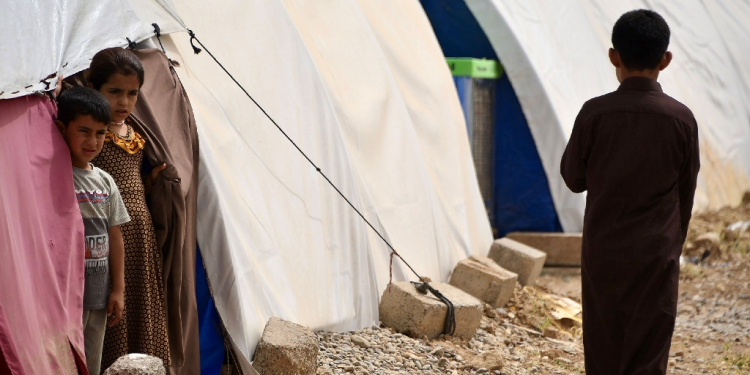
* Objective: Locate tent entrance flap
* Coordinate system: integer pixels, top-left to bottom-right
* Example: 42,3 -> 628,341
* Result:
423,0 -> 562,237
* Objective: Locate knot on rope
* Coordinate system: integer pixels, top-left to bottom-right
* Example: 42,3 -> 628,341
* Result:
410,281 -> 456,336
126,37 -> 137,49
152,23 -> 166,53
188,29 -> 202,54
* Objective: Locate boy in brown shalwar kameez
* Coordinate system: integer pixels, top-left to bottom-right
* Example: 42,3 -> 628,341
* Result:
560,10 -> 700,375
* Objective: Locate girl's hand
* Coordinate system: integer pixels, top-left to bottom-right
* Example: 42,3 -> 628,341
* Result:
150,163 -> 167,183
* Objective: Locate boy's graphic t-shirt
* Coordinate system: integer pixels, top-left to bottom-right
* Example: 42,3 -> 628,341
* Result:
73,165 -> 130,310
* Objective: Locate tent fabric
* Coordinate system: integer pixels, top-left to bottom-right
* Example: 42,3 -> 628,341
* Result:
354,0 -> 493,275
0,95 -> 87,375
155,0 -> 491,367
465,0 -> 750,230
419,0 -> 497,60
0,0 -> 141,100
419,0 -> 498,60
0,0 -> 185,101
421,0 -> 563,236
128,0 -> 186,37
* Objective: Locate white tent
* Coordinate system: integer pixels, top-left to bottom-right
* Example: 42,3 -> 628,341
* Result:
1,0 -> 493,371
463,0 -> 750,231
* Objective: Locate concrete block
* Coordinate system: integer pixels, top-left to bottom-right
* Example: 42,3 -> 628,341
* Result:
488,238 -> 546,286
448,255 -> 518,307
103,354 -> 165,375
253,317 -> 318,375
379,281 -> 482,339
506,232 -> 582,266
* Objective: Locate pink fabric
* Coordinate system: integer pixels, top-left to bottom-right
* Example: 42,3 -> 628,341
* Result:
0,96 -> 87,375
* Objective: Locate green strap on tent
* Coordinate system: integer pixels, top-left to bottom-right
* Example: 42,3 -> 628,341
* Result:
446,58 -> 503,79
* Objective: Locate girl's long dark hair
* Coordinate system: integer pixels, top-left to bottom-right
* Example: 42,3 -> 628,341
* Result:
87,47 -> 145,90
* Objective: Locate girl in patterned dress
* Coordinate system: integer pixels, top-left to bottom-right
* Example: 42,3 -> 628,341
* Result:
87,47 -> 171,373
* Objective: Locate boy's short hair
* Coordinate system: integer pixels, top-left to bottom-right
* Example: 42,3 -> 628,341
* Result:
57,87 -> 111,126
612,9 -> 670,71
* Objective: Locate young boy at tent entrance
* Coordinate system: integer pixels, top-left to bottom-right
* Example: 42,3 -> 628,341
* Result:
560,10 -> 699,375
56,87 -> 130,375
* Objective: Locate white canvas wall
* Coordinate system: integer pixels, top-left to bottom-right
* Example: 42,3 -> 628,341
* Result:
162,0 -> 493,367
468,0 -> 750,231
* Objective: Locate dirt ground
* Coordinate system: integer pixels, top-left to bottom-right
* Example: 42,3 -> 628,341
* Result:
316,200 -> 750,374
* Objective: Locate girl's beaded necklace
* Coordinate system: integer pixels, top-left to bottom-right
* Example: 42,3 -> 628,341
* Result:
106,119 -> 145,154
108,120 -> 131,140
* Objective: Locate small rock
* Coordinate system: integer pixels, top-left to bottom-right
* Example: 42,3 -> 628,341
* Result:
484,304 -> 498,318
543,326 -> 559,339
379,282 -> 483,339
253,317 -> 318,375
694,232 -> 720,252
103,354 -> 165,375
488,238 -> 546,286
469,351 -> 504,371
555,357 -> 572,365
350,335 -> 370,349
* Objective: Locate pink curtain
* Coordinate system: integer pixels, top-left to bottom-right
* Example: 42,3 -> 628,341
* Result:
0,95 -> 87,374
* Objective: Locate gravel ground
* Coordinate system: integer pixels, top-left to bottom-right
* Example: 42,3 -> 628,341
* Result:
314,200 -> 750,374
667,201 -> 750,374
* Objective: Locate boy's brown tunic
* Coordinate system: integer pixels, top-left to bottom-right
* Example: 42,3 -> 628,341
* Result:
561,77 -> 699,375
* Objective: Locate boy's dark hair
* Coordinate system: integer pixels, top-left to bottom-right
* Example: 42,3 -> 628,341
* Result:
612,9 -> 670,71
87,47 -> 145,90
57,87 -> 111,126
